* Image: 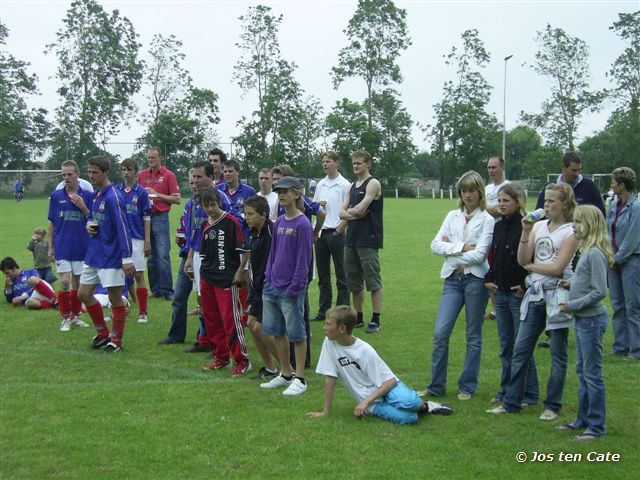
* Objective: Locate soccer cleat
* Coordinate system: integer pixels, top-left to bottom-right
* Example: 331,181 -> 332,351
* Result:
59,319 -> 71,332
366,322 -> 381,334
260,374 -> 292,389
103,342 -> 123,353
251,367 -> 279,380
70,316 -> 89,328
90,335 -> 110,350
137,314 -> 148,324
283,378 -> 307,396
231,362 -> 252,377
426,401 -> 453,416
202,359 -> 230,371
487,405 -> 508,414
539,409 -> 558,421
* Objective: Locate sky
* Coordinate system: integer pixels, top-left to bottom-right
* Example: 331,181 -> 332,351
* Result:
1,0 -> 637,162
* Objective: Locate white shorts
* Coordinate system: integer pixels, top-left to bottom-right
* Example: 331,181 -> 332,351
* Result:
29,279 -> 55,302
132,238 -> 147,272
192,254 -> 202,294
80,265 -> 125,288
56,260 -> 84,275
94,293 -> 130,309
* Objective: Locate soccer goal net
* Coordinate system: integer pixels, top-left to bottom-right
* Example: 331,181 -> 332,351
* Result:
546,173 -> 612,193
0,169 -> 63,199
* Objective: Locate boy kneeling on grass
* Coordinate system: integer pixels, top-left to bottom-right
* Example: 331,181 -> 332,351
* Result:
2,256 -> 58,309
308,305 -> 453,425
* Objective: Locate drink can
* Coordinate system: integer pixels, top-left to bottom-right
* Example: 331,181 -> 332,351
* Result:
525,208 -> 545,222
87,220 -> 99,234
556,287 -> 569,304
176,232 -> 186,247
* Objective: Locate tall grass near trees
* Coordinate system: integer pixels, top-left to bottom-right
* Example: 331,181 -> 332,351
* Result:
0,198 -> 637,479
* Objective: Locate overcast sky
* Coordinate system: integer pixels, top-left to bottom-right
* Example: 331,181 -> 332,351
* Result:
1,0 -> 637,161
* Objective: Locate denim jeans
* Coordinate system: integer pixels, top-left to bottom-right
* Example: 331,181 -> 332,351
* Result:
503,301 -> 568,413
262,283 -> 307,342
314,231 -> 349,317
573,312 -> 608,436
608,255 -> 640,358
148,213 -> 174,297
165,257 -> 193,342
371,381 -> 424,425
495,290 -> 539,404
427,273 -> 488,396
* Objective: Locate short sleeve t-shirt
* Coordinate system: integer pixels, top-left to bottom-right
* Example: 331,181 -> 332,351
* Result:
531,220 -> 574,283
485,180 -> 510,208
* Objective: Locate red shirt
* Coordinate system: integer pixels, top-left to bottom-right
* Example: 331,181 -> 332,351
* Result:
137,166 -> 180,214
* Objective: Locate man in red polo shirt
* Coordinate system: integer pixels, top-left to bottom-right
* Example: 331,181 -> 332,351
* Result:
138,147 -> 181,299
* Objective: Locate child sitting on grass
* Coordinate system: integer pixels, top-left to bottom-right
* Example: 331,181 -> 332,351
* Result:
27,227 -> 57,284
2,256 -> 58,309
308,305 -> 453,425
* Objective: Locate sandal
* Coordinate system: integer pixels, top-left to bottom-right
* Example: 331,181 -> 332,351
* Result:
555,423 -> 579,431
575,431 -> 598,441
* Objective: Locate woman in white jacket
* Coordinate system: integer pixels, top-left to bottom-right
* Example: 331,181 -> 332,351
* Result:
420,171 -> 495,400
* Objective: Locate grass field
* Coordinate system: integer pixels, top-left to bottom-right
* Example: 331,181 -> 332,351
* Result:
0,197 -> 638,479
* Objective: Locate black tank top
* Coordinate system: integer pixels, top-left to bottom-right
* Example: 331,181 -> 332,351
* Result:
345,176 -> 383,249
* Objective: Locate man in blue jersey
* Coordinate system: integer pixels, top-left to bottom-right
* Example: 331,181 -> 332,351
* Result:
48,160 -> 93,332
13,178 -> 24,202
78,155 -> 134,354
218,159 -> 256,237
208,148 -> 226,187
2,257 -> 58,309
117,158 -> 152,324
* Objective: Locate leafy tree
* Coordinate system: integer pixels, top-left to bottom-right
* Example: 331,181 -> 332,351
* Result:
324,98 -> 370,163
409,151 -> 440,179
505,125 -> 550,180
521,24 -> 605,151
332,0 -> 410,127
0,23 -> 49,172
45,0 -> 143,167
430,29 -> 499,185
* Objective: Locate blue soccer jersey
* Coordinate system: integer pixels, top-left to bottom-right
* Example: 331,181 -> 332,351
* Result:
48,186 -> 94,261
85,183 -> 132,269
187,190 -> 243,253
4,269 -> 38,304
218,182 -> 256,236
116,182 -> 151,240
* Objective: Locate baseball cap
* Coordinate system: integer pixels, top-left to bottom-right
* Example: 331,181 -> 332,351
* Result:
273,176 -> 302,191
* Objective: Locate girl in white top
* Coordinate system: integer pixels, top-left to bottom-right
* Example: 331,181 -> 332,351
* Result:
421,171 -> 495,400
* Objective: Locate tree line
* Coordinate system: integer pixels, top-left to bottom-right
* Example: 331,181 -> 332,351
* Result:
1,0 -> 638,190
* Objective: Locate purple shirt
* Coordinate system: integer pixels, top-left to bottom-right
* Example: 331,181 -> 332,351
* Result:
264,214 -> 313,297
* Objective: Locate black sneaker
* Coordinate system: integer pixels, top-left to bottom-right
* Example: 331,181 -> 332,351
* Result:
366,322 -> 381,333
104,342 -> 123,354
90,335 -> 110,350
426,401 -> 453,416
311,314 -> 325,322
183,342 -> 210,353
354,320 -> 365,328
157,337 -> 183,345
251,366 -> 279,380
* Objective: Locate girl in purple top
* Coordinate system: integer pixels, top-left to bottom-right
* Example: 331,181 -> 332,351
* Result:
260,177 -> 314,397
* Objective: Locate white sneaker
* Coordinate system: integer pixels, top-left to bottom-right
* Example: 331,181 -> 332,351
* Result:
283,378 -> 307,396
70,316 -> 89,328
138,314 -> 148,324
487,405 -> 508,414
260,374 -> 291,389
539,409 -> 558,421
60,320 -> 71,332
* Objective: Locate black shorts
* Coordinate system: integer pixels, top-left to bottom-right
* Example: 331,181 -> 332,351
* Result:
246,298 -> 263,323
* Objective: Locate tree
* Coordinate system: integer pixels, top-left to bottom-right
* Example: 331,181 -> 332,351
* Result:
0,23 -> 49,172
430,29 -> 499,185
45,0 -> 143,166
521,24 -> 605,151
332,0 -> 410,127
324,99 -> 369,163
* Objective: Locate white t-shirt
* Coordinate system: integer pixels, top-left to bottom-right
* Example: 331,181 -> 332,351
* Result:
531,220 -> 574,283
258,191 -> 279,221
316,337 -> 396,403
485,180 -> 510,207
313,174 -> 351,229
56,178 -> 94,192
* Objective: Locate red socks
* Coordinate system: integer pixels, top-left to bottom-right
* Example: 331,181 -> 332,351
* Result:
87,302 -> 109,337
58,290 -> 70,319
39,300 -> 55,309
69,290 -> 82,317
111,305 -> 127,346
34,280 -> 57,302
136,287 -> 148,315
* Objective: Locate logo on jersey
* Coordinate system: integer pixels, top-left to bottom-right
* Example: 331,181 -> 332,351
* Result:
98,201 -> 105,213
535,237 -> 555,262
338,356 -> 361,370
132,196 -> 138,205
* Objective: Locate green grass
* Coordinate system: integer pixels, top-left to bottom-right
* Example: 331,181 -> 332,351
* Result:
0,198 -> 638,479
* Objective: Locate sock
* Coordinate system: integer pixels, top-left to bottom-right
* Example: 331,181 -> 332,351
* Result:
371,312 -> 380,325
39,300 -> 55,309
136,287 -> 148,315
69,290 -> 82,316
357,311 -> 364,325
110,305 -> 127,346
58,290 -> 70,319
295,376 -> 306,385
87,302 -> 109,337
34,280 -> 57,301
282,374 -> 294,381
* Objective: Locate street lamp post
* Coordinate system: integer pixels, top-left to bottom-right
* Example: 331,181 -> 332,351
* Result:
503,54 -> 513,170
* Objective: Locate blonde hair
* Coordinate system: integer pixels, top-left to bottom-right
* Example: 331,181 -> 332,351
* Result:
498,183 -> 527,216
574,205 -> 615,268
457,170 -> 486,211
545,183 -> 576,221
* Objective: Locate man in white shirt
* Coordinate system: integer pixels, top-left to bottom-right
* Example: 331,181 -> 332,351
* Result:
485,156 -> 510,219
257,168 -> 279,221
312,151 -> 351,321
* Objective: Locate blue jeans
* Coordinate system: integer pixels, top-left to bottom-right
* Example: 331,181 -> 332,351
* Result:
371,381 -> 424,425
495,290 -> 539,404
609,255 -> 640,358
573,312 -> 608,436
148,213 -> 174,297
427,273 -> 488,396
165,257 -> 193,342
262,283 -> 307,342
503,302 -> 568,413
